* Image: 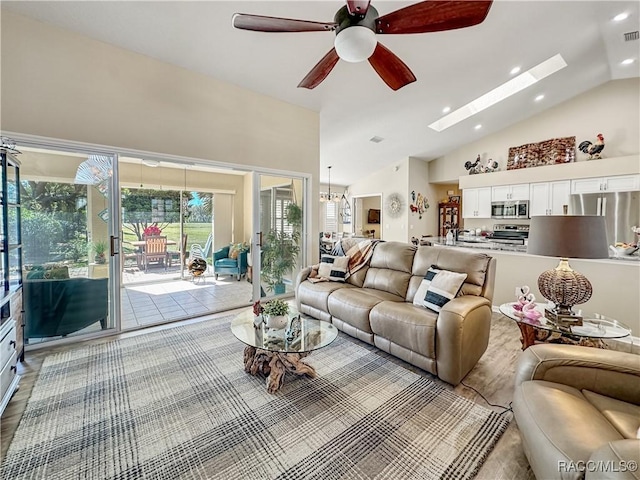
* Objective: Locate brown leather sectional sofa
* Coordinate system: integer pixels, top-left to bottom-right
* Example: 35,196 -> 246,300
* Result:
295,241 -> 496,385
514,344 -> 640,480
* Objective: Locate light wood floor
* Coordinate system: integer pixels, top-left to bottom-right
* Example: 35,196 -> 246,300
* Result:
1,310 -> 535,479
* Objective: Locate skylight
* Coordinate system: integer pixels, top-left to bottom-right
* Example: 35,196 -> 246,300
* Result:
428,54 -> 567,132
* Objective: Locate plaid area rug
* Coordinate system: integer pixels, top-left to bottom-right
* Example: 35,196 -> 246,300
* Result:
2,317 -> 509,480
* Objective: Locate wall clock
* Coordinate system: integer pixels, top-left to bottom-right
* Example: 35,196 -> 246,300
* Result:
386,193 -> 403,218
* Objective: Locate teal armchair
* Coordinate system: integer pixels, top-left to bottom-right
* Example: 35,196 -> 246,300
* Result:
213,246 -> 248,281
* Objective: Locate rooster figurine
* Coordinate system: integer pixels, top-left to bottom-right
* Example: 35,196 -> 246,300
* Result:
578,133 -> 605,160
464,154 -> 482,174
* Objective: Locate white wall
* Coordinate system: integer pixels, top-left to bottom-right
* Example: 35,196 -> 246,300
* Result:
408,157 -> 439,239
429,78 -> 640,183
347,160 -> 408,242
0,10 -> 320,262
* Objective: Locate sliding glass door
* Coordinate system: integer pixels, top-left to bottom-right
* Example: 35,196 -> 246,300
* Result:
253,173 -> 306,300
20,149 -> 117,345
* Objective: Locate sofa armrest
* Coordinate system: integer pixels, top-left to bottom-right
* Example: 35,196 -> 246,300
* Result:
435,295 -> 492,385
587,440 -> 640,480
515,344 -> 640,405
295,267 -> 313,311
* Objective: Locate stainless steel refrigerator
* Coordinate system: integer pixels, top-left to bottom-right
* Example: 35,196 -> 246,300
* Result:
570,192 -> 640,245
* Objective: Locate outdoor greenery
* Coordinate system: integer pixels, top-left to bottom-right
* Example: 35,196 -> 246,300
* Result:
92,240 -> 108,264
19,181 -> 213,267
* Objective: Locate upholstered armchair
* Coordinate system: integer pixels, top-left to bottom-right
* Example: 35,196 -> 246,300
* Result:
213,245 -> 248,281
513,344 -> 640,480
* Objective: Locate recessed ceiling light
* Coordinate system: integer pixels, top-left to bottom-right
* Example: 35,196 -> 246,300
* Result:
621,58 -> 635,65
429,54 -> 567,132
535,94 -> 545,102
510,66 -> 521,75
613,12 -> 629,22
442,106 -> 451,114
474,124 -> 482,130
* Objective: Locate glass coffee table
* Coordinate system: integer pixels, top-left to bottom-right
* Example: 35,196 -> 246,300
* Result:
499,302 -> 631,350
231,307 -> 338,393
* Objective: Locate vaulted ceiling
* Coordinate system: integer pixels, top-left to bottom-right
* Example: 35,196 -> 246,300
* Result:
3,1 -> 639,185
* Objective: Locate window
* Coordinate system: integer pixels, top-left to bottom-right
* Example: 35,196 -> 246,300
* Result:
325,201 -> 337,233
260,186 -> 294,234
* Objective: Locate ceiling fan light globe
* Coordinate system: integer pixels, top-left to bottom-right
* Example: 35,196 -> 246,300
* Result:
334,26 -> 376,63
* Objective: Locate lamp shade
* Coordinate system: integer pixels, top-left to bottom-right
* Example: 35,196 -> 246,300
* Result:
527,215 -> 608,259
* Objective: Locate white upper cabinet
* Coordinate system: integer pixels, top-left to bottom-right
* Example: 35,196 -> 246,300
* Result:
463,187 -> 492,218
530,181 -> 571,216
491,184 -> 529,201
571,174 -> 640,194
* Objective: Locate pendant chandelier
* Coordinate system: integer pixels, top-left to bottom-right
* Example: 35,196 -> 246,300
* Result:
319,165 -> 341,203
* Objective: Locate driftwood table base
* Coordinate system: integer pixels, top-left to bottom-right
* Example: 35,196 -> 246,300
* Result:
243,346 -> 317,393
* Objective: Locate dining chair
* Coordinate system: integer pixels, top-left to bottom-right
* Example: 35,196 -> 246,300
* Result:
142,235 -> 170,270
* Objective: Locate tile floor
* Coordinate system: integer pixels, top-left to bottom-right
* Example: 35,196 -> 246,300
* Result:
121,275 -> 254,329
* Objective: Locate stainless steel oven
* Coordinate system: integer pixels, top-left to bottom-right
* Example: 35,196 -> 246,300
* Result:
491,200 -> 529,219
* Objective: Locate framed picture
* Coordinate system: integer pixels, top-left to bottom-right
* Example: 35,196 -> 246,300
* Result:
449,195 -> 460,204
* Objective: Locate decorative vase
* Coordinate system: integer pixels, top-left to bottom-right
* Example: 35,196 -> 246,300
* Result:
264,314 -> 288,330
274,283 -> 286,295
95,255 -> 106,264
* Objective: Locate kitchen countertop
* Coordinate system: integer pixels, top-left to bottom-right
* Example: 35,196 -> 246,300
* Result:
427,237 -> 640,262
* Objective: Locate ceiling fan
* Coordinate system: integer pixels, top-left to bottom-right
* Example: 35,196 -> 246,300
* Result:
232,1 -> 493,91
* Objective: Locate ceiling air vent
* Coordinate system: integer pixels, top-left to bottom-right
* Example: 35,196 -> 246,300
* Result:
624,31 -> 639,41
370,136 -> 384,143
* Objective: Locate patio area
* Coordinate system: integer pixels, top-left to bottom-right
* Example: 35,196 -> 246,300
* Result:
122,274 -> 253,329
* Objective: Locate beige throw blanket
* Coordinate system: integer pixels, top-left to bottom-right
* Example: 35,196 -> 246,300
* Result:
311,239 -> 380,282
345,239 -> 379,279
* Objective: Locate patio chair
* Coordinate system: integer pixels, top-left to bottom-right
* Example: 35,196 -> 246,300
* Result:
190,232 -> 213,265
142,235 -> 171,270
169,233 -> 188,267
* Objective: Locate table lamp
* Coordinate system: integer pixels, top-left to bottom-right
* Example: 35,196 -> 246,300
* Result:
527,215 -> 608,327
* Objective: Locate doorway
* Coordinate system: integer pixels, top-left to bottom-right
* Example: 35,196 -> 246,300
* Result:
352,194 -> 382,239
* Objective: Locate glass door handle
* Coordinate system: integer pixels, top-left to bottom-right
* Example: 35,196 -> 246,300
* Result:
110,235 -> 119,256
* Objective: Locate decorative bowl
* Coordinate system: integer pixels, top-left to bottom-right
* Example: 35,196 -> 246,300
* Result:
610,245 -> 638,256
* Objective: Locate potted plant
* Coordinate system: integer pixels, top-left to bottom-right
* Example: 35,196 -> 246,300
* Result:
261,228 -> 300,294
262,299 -> 290,329
93,240 -> 108,264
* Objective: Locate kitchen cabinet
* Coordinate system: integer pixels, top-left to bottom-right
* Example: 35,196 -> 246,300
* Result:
571,174 -> 640,194
492,183 -> 530,201
0,148 -> 22,416
529,181 -> 571,216
462,187 -> 491,219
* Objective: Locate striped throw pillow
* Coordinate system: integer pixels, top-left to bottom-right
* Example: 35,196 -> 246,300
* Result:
413,266 -> 441,307
318,255 -> 350,282
424,270 -> 468,313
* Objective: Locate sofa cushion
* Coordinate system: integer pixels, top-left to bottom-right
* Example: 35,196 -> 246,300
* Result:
370,301 -> 437,359
424,270 -> 467,312
297,280 -> 354,313
583,390 -> 640,440
318,255 -> 350,282
412,246 -> 491,297
412,266 -> 439,307
514,380 -> 623,480
328,288 -> 403,333
215,258 -> 238,268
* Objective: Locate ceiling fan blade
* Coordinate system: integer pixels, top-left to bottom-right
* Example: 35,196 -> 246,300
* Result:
368,43 -> 416,91
232,13 -> 336,32
346,1 -> 371,17
375,1 -> 493,35
298,48 -> 340,89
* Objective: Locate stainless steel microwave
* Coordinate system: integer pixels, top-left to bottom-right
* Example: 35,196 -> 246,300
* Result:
491,200 -> 530,219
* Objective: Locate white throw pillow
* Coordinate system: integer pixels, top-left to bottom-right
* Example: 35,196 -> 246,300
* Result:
424,270 -> 467,312
413,266 -> 440,307
318,255 -> 350,282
